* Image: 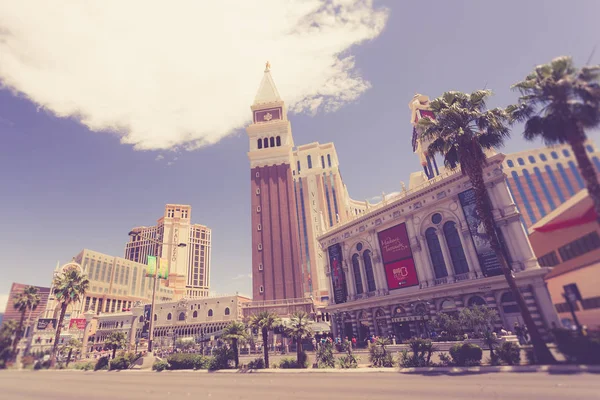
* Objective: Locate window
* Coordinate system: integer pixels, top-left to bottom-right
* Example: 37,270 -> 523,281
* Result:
555,302 -> 578,313
528,155 -> 536,163
259,285 -> 264,293
258,243 -> 263,251
255,171 -> 260,178
558,231 -> 600,262
431,213 -> 442,224
538,251 -> 559,267
586,145 -> 594,153
257,139 -> 262,149
225,307 -> 230,316
297,160 -> 301,172
264,138 -> 269,148
321,155 -> 325,169
426,227 -> 448,279
540,153 -> 547,161
363,250 -> 377,292
258,263 -> 263,271
534,167 -> 556,210
257,223 -> 262,231
256,205 -> 261,212
500,292 -> 520,313
443,221 -> 469,274
582,296 -> 600,310
270,137 -> 275,147
517,158 -> 524,166
307,155 -> 312,169
568,161 -> 585,189
178,312 -> 185,321
327,154 -> 332,167
562,149 -> 570,157
352,254 -> 363,295
276,136 -> 281,146
256,188 -> 260,195
551,151 -> 558,159
506,160 -> 514,168
208,309 -> 213,317
167,313 -> 172,320
468,296 -> 486,306
440,299 -> 455,310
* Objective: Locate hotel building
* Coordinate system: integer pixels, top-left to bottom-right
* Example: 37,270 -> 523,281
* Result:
125,204 -> 211,299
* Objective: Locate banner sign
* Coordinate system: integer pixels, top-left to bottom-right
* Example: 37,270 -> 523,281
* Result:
377,223 -> 413,264
377,223 -> 419,290
141,304 -> 151,338
146,255 -> 157,277
328,243 -> 347,304
458,189 -> 503,277
391,315 -> 430,323
158,258 -> 169,279
384,258 -> 420,290
37,318 -> 57,331
69,318 -> 86,331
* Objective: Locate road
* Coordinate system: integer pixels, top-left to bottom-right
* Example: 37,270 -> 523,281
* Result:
0,370 -> 598,400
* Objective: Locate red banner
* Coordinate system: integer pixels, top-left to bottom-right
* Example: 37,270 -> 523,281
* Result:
69,318 -> 86,331
384,258 -> 419,290
377,223 -> 413,264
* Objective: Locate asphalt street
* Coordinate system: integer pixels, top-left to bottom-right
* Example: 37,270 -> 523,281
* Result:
0,370 -> 598,400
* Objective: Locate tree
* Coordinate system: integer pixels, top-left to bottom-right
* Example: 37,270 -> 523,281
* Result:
285,311 -> 312,367
430,313 -> 463,338
248,311 -> 280,368
459,305 -> 498,336
418,90 -> 555,364
11,286 -> 40,361
104,331 -> 127,359
49,267 -> 90,367
60,338 -> 81,367
222,321 -> 248,368
0,321 -> 18,368
508,56 -> 600,221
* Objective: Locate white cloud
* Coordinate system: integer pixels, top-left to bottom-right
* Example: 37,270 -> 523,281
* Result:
0,1 -> 388,151
0,294 -> 8,313
232,274 -> 252,281
155,154 -> 164,161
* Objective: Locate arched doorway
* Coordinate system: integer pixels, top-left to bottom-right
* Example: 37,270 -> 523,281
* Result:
357,312 -> 370,346
391,306 -> 411,343
500,292 -> 523,330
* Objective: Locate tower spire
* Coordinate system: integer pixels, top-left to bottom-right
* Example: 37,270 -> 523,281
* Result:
253,62 -> 281,106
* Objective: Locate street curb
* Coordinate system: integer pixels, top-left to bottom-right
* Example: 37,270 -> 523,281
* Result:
398,365 -> 600,374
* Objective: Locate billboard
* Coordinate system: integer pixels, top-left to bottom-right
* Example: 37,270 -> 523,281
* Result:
384,258 -> 420,290
146,255 -> 157,277
458,189 -> 503,277
377,223 -> 419,290
141,304 -> 151,338
328,243 -> 347,304
37,318 -> 57,331
69,318 -> 86,331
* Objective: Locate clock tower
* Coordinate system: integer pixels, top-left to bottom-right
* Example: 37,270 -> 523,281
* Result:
247,63 -> 303,300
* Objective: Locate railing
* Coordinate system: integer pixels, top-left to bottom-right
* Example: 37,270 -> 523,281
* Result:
434,277 -> 448,286
454,273 -> 471,282
241,297 -> 313,307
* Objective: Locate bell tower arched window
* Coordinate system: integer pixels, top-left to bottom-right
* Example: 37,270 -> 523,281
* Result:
351,254 -> 363,294
270,137 -> 275,147
443,221 -> 469,275
264,138 -> 269,148
426,227 -> 448,279
276,136 -> 281,146
363,250 -> 376,292
307,155 -> 313,169
257,139 -> 263,149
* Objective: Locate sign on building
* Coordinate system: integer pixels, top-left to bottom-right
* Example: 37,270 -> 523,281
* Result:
37,318 -> 57,331
377,223 -> 419,290
328,243 -> 347,304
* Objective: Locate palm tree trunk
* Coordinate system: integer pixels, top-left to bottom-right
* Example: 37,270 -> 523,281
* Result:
569,134 -> 600,223
296,336 -> 301,365
112,348 -> 117,359
50,303 -> 68,368
466,166 -> 555,364
12,310 -> 26,361
262,329 -> 269,368
66,349 -> 73,367
233,339 -> 239,368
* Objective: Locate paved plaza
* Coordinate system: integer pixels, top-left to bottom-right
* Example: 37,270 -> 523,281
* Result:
1,370 -> 599,400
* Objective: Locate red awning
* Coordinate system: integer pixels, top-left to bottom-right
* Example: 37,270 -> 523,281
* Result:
533,206 -> 597,233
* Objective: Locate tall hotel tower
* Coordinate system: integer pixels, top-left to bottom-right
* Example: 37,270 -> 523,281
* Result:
125,204 -> 211,299
247,64 -> 369,303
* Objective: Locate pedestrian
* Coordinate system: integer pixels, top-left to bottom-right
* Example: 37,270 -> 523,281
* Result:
514,322 -> 524,345
351,337 -> 356,349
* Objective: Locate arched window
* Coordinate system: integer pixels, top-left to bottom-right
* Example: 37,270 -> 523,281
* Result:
539,153 -> 547,161
178,312 -> 185,321
225,307 -> 230,316
264,138 -> 269,148
468,296 -> 486,307
440,299 -> 455,311
551,151 -> 558,159
586,145 -> 594,153
208,309 -> 213,317
276,136 -> 281,146
167,313 -> 172,321
139,316 -> 143,323
443,221 -> 469,275
363,250 -> 377,292
257,139 -> 263,149
517,158 -> 524,166
297,160 -> 301,173
193,310 -> 198,318
154,314 -> 157,322
351,254 -> 363,294
528,155 -> 536,163
270,137 -> 275,147
500,292 -> 520,313
307,155 -> 312,169
327,154 -> 332,167
506,160 -> 514,167
562,149 -> 570,157
321,155 -> 325,168
426,227 -> 447,279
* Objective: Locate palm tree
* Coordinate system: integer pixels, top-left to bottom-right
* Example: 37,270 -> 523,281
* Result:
11,286 -> 40,360
285,311 -> 312,367
60,338 -> 81,367
49,267 -> 90,367
248,311 -> 280,368
104,331 -> 127,359
507,56 -> 600,221
222,321 -> 248,368
0,321 -> 18,367
418,90 -> 555,364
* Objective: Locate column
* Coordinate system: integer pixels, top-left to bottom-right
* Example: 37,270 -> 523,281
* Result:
406,217 -> 434,286
436,229 -> 455,281
530,282 -> 560,338
496,219 -> 523,271
506,216 -> 538,269
370,249 -> 387,294
129,305 -> 144,351
81,311 -> 96,358
484,292 -> 502,330
358,257 -> 369,294
343,260 -> 356,301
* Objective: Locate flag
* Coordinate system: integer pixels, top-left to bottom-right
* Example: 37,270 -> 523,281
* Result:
146,255 -> 157,277
158,258 -> 169,279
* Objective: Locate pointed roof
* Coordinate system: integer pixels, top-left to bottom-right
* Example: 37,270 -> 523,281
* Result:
253,62 -> 282,106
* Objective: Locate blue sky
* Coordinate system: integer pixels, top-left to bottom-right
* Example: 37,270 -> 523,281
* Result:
1,0 -> 599,309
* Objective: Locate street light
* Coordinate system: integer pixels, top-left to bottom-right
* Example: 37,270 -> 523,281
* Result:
128,230 -> 186,354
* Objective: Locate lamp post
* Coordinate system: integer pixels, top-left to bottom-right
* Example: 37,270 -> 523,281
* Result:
128,230 -> 186,354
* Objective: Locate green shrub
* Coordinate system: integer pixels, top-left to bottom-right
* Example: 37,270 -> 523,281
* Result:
496,342 -> 520,366
368,344 -> 395,368
449,343 -> 482,366
437,352 -> 452,367
337,354 -> 359,369
73,361 -> 94,371
208,347 -> 234,370
109,355 -> 132,370
152,359 -> 169,372
166,353 -> 209,370
94,356 -> 110,371
316,342 -> 335,368
399,339 -> 437,368
297,350 -> 308,369
279,357 -> 300,369
247,358 -> 265,369
553,329 -> 600,365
